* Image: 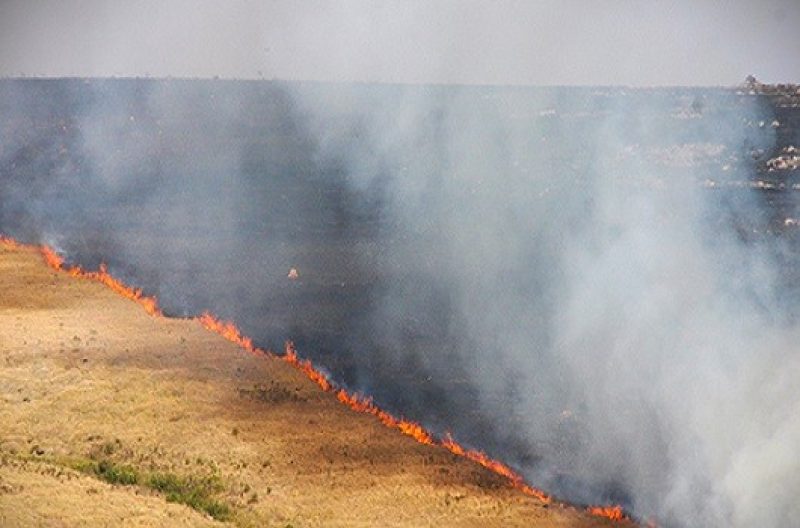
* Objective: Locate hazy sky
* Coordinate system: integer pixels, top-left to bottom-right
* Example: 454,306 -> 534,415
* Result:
0,0 -> 797,86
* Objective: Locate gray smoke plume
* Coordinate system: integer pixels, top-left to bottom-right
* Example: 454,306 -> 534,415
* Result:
290,84 -> 799,526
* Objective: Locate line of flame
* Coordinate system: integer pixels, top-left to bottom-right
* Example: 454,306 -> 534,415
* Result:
200,311 -> 554,504
1,236 -> 27,250
39,246 -> 161,316
588,505 -> 627,522
2,235 -> 633,523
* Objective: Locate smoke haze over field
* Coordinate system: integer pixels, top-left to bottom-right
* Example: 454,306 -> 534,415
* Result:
2,77 -> 799,527
291,84 -> 799,526
2,3 -> 800,527
0,1 -> 799,85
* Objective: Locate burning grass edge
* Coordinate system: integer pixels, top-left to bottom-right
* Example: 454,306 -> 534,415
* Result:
0,234 -> 633,525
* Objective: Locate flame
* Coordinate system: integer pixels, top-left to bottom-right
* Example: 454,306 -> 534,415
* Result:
40,246 -> 65,269
284,341 -> 332,392
333,387 -> 434,445
1,234 -> 631,523
198,311 -> 256,353
286,341 -> 552,501
441,434 -> 551,503
3,236 -> 159,318
205,325 -> 550,502
39,245 -> 161,316
1,236 -> 26,250
588,505 -> 627,522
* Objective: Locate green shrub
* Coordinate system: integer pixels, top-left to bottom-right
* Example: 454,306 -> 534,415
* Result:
74,459 -> 140,486
69,458 -> 230,521
147,472 -> 230,521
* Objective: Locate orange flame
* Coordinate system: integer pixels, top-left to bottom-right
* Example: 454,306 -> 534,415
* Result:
441,433 -> 551,503
284,340 -> 554,501
40,246 -> 65,269
1,234 -> 631,523
334,388 -> 435,445
284,342 -> 332,392
588,505 -> 627,521
39,245 -> 161,316
0,236 -> 26,250
198,312 -> 256,353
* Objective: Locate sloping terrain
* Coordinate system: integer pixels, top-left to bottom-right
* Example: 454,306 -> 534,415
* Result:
0,243 -> 621,527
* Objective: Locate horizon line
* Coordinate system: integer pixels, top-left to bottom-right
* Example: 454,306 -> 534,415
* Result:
0,74 -> 780,90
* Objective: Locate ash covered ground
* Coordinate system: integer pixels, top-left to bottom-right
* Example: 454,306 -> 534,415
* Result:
1,79 -> 799,526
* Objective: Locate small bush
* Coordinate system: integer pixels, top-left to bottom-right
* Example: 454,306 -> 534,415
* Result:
77,459 -> 140,486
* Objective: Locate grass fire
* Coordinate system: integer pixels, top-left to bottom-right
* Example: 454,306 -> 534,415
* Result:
1,3 -> 799,527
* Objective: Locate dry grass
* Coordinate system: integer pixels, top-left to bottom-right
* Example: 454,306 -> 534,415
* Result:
0,244 -> 626,527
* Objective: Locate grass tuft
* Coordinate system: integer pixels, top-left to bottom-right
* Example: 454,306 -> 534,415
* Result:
74,459 -> 140,486
147,471 -> 230,521
69,457 -> 231,521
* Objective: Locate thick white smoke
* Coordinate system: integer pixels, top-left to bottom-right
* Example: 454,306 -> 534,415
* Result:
292,85 -> 799,526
